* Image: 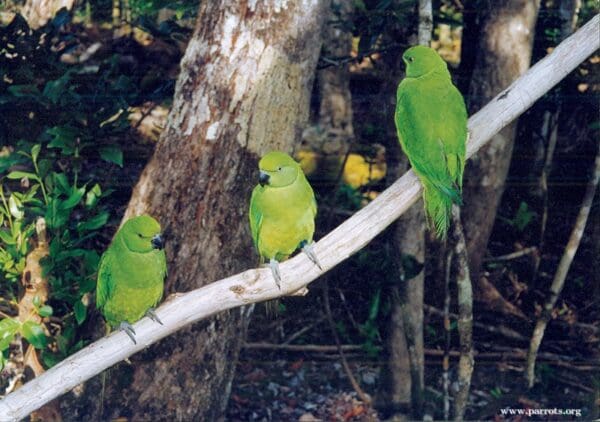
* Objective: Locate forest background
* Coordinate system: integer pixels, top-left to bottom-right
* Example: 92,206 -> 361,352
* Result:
0,0 -> 598,420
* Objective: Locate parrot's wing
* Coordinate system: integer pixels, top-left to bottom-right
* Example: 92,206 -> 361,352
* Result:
439,84 -> 467,188
96,250 -> 114,310
395,78 -> 466,202
249,187 -> 263,251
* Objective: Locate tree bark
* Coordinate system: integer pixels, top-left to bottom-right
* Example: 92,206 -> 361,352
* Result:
66,1 -> 328,420
377,1 -> 424,419
461,0 -> 541,284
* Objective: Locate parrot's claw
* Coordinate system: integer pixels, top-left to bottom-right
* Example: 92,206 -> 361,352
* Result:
269,258 -> 282,289
119,322 -> 137,345
145,308 -> 163,325
301,241 -> 322,270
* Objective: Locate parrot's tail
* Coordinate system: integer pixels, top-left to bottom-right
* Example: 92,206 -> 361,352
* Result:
423,181 -> 461,239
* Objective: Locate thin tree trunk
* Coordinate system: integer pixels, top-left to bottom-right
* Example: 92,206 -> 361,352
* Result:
526,145 -> 600,387
450,207 -> 474,421
63,1 -> 328,420
379,1 -> 428,419
461,0 -> 541,286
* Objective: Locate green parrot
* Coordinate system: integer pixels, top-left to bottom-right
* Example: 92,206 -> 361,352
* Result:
395,45 -> 467,238
249,151 -> 321,288
96,215 -> 167,343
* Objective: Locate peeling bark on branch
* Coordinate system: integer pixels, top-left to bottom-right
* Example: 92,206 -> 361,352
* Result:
0,13 -> 598,422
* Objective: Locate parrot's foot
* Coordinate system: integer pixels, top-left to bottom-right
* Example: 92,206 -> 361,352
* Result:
300,241 -> 322,270
145,308 -> 163,325
119,322 -> 137,345
269,258 -> 282,289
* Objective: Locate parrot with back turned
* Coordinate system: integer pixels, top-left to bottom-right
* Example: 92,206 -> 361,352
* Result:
395,45 -> 467,238
96,214 -> 167,344
249,151 -> 321,288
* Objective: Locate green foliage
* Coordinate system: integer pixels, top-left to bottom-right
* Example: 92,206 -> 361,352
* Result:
489,386 -> 503,399
0,143 -> 108,365
0,317 -> 48,370
511,201 -> 536,232
0,13 -> 146,369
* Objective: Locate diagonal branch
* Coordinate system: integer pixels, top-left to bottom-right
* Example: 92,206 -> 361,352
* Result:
0,13 -> 598,422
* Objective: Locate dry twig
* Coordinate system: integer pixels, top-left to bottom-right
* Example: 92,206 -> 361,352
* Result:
526,144 -> 600,387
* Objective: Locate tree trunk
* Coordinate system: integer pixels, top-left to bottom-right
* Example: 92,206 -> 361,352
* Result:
376,1 -> 424,419
461,0 -> 540,285
64,1 -> 328,420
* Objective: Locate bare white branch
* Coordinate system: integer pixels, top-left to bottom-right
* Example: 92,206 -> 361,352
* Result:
0,13 -> 598,422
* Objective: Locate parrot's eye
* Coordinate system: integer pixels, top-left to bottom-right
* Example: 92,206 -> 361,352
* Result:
278,167 -> 282,171
407,56 -> 414,62
138,233 -> 143,238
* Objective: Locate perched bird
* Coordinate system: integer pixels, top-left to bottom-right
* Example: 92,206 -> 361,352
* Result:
249,151 -> 321,288
96,215 -> 167,343
395,45 -> 467,238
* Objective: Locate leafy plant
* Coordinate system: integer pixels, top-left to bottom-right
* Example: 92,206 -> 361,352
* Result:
0,142 -> 110,368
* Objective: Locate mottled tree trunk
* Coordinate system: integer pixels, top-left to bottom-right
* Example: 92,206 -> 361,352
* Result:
63,1 -> 328,420
461,0 -> 540,285
377,1 -> 424,419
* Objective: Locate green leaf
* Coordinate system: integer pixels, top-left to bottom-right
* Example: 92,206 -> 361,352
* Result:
38,305 -> 53,318
31,144 -> 41,164
6,171 -> 38,180
52,172 -> 70,195
43,73 -> 71,104
37,159 -> 52,179
85,183 -> 102,208
32,295 -> 41,307
77,211 -> 109,233
41,351 -> 61,368
8,194 -> 24,219
368,289 -> 381,321
74,300 -> 87,325
0,318 -> 20,350
8,84 -> 41,98
60,187 -> 85,210
99,146 -> 123,167
47,126 -> 78,155
0,230 -> 15,245
514,201 -> 536,232
21,321 -> 48,349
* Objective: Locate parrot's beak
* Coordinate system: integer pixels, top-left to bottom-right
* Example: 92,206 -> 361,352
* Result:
258,171 -> 270,186
151,234 -> 165,250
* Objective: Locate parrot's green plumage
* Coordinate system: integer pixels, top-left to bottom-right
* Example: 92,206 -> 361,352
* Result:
96,215 -> 167,342
395,45 -> 467,238
249,151 -> 320,287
